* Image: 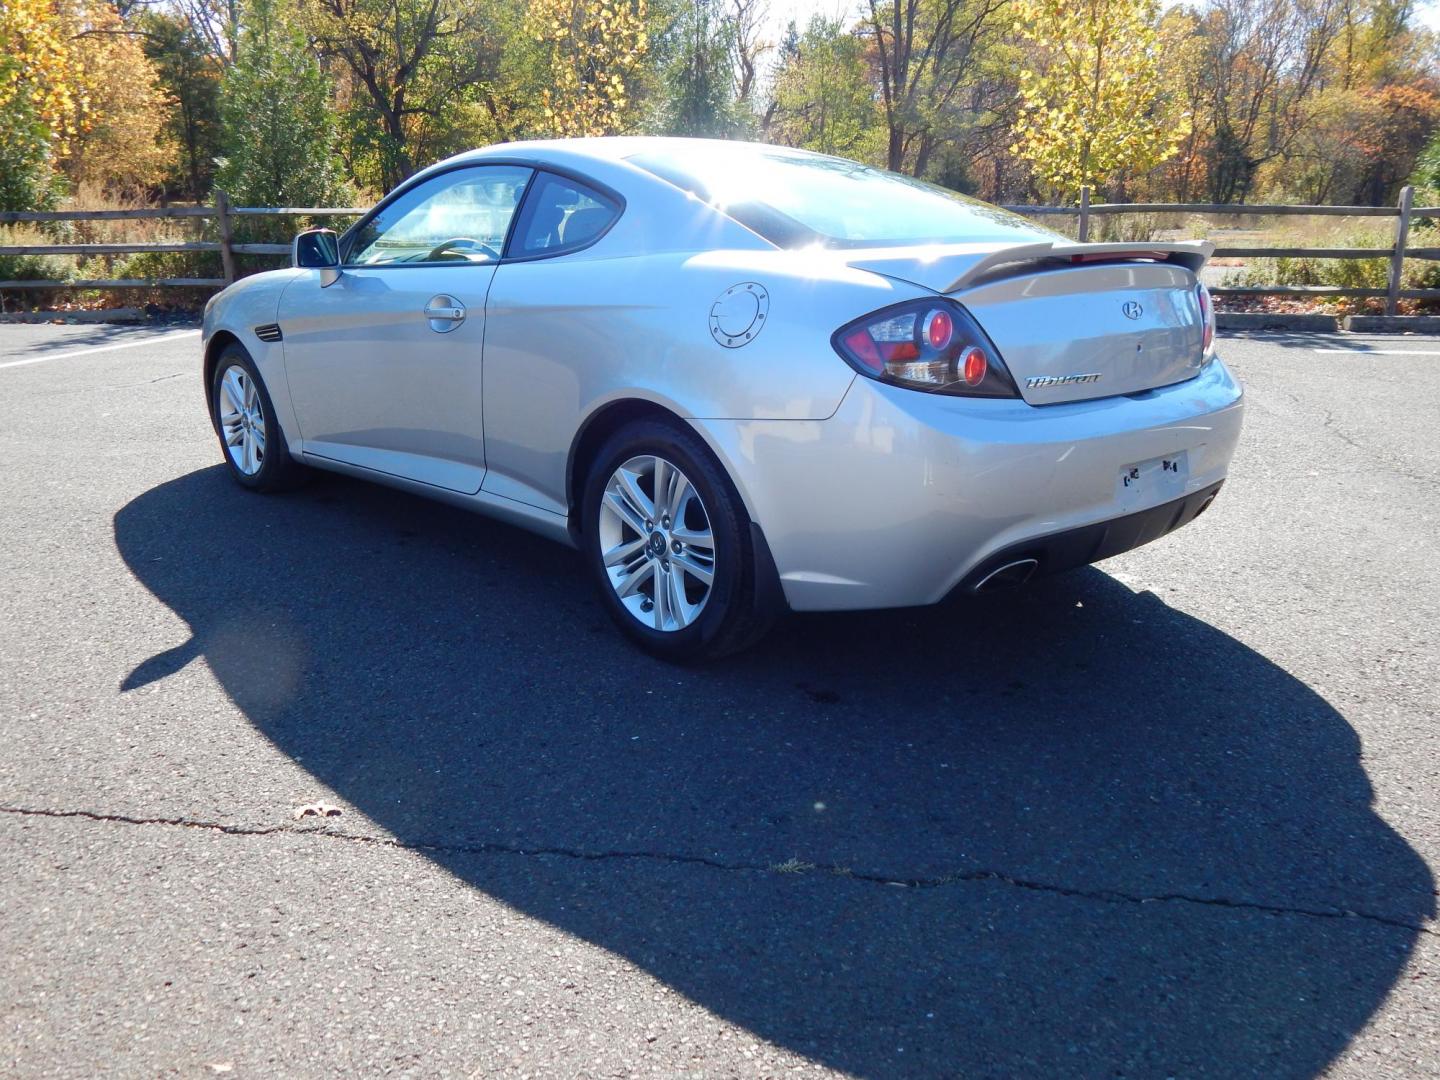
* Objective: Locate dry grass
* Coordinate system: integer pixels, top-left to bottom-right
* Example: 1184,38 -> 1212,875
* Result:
770,857 -> 816,875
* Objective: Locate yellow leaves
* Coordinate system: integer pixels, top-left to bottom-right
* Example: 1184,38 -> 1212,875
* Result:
0,0 -> 77,135
0,0 -> 171,189
526,0 -> 648,138
1010,0 -> 1186,196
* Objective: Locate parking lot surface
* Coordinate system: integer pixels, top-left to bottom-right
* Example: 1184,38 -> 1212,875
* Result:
1,323 -> 1437,1078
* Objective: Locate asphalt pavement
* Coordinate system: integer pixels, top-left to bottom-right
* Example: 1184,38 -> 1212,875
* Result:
1,323 -> 1437,1078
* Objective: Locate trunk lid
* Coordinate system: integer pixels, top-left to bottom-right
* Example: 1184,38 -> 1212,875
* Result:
845,240 -> 1212,406
958,261 -> 1206,405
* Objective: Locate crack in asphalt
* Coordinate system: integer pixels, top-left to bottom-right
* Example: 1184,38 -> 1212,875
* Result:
4,803 -> 1432,936
1240,374 -> 1440,491
30,370 -> 193,397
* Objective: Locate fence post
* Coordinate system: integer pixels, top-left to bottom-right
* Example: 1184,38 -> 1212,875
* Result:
1387,185 -> 1413,317
1078,186 -> 1091,243
214,189 -> 236,285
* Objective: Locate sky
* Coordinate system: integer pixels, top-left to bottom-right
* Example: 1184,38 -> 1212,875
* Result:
761,0 -> 852,40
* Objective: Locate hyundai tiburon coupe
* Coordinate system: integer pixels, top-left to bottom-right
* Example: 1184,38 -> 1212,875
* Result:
202,137 -> 1243,659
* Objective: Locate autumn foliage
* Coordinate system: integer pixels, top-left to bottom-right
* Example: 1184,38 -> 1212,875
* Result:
1010,0 -> 1189,198
0,0 -> 1436,213
0,0 -> 171,207
528,0 -> 650,137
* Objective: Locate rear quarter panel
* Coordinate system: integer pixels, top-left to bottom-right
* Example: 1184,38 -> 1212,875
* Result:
480,247 -> 923,515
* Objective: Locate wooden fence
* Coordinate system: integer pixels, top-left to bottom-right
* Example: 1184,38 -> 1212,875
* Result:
1,185 -> 1435,314
0,198 -> 365,293
1001,185 -> 1435,314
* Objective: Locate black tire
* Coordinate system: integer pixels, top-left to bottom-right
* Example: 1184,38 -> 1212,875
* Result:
210,343 -> 307,492
581,418 -> 774,661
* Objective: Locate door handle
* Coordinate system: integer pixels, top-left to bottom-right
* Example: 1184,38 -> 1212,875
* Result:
424,294 -> 466,333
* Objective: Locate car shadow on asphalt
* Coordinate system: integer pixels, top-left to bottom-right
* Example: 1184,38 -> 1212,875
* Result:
114,466 -> 1434,1078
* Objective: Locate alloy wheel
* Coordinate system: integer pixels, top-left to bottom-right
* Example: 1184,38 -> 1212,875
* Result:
597,454 -> 717,632
217,365 -> 266,476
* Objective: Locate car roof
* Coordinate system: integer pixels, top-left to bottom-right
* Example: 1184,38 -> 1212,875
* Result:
446,136 -> 823,169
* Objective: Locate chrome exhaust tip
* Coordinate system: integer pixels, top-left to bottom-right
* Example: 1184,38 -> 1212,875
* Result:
973,557 -> 1039,593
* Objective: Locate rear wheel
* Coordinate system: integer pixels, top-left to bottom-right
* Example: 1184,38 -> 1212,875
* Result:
582,419 -> 772,660
211,344 -> 306,492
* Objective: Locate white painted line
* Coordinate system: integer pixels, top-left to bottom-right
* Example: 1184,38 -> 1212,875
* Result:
0,329 -> 200,370
1312,348 -> 1440,356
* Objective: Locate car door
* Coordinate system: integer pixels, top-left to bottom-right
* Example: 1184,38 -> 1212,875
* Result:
479,170 -> 625,514
277,164 -> 533,494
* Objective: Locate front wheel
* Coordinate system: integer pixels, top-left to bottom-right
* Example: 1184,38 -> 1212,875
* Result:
210,344 -> 306,492
581,420 -> 773,660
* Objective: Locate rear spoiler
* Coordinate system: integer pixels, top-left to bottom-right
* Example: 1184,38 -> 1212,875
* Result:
945,240 -> 1214,294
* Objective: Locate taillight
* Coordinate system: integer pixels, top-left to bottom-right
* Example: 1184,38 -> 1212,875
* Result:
1196,282 -> 1215,357
832,300 -> 1019,398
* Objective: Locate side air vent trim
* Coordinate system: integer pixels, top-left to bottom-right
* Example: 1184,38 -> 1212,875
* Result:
254,323 -> 283,343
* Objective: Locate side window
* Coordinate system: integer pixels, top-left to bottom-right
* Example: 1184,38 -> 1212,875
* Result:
509,172 -> 621,258
347,165 -> 533,266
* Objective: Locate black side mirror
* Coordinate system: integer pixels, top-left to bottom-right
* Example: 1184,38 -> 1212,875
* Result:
293,228 -> 341,286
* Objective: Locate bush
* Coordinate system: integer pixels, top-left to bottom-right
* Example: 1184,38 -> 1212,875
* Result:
1224,222 -> 1440,293
0,225 -> 75,282
110,248 -> 224,282
1090,212 -> 1165,243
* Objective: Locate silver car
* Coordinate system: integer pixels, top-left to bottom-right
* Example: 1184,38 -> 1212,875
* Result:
202,137 -> 1244,659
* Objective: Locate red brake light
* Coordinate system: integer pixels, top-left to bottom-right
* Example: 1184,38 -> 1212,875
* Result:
961,346 -> 988,386
1197,283 -> 1215,354
842,329 -> 882,372
831,300 -> 1019,399
923,309 -> 954,349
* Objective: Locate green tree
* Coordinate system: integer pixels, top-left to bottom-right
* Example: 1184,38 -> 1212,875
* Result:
0,53 -> 64,213
143,11 -> 224,201
215,0 -> 347,209
653,0 -> 746,136
1010,0 -> 1189,200
768,15 -> 881,157
863,0 -> 1013,175
303,0 -> 506,190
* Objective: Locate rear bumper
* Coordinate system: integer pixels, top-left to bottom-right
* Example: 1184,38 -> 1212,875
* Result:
690,355 -> 1244,612
953,480 -> 1223,595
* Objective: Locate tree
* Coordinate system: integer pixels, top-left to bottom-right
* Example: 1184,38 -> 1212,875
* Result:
1187,0 -> 1344,203
1,0 -> 172,202
653,0 -> 745,136
302,0 -> 504,191
163,0 -> 242,63
0,54 -> 64,213
862,0 -> 1011,174
730,0 -> 770,105
528,0 -> 651,137
215,0 -> 347,208
62,0 -> 174,195
1010,0 -> 1189,199
0,0 -> 70,212
143,11 -> 224,200
768,15 -> 882,157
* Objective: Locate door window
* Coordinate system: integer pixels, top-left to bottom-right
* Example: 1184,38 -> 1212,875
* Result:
347,165 -> 533,266
510,172 -> 621,257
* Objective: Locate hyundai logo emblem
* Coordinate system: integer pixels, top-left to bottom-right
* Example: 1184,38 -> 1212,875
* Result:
1122,301 -> 1143,320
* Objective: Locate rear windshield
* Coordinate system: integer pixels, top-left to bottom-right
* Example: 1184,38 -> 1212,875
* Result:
630,146 -> 1056,249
